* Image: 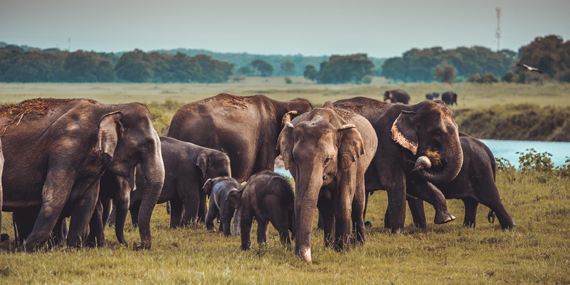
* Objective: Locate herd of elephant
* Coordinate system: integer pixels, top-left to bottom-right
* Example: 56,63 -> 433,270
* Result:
0,91 -> 514,264
383,89 -> 458,106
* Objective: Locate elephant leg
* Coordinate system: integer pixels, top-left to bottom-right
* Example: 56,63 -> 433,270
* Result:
179,177 -> 199,226
197,191 -> 207,223
205,198 -> 219,233
288,209 -> 295,241
385,174 -> 407,233
270,204 -> 291,245
334,181 -> 354,251
407,179 -> 454,224
463,198 -> 478,228
87,199 -> 105,247
256,219 -> 269,245
68,180 -> 101,248
52,216 -> 67,246
108,203 -> 117,227
317,197 -> 335,247
316,214 -> 324,230
129,200 -> 141,227
407,197 -> 427,229
22,168 -> 76,251
113,195 -> 130,246
232,209 -> 241,236
476,186 -> 515,229
221,203 -> 233,236
101,197 -> 112,227
169,199 -> 184,229
384,207 -> 391,229
351,180 -> 366,244
14,206 -> 40,245
239,211 -> 253,250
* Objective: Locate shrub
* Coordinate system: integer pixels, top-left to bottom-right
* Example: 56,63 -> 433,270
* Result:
284,77 -> 292,84
361,75 -> 373,84
516,148 -> 554,172
502,71 -> 516,83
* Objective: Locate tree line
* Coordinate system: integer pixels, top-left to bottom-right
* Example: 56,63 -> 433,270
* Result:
0,46 -> 233,83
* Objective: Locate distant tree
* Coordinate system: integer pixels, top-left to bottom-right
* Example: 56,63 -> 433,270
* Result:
251,59 -> 273,77
284,77 -> 292,84
433,60 -> 456,83
237,66 -> 254,76
64,51 -> 98,82
316,54 -> 375,84
467,73 -> 481,83
502,71 -> 516,83
518,35 -> 569,79
303,64 -> 318,81
480,72 -> 499,83
280,61 -> 295,76
114,49 -> 153,82
361,75 -> 373,84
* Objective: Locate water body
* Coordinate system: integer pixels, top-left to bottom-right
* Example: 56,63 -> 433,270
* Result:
274,140 -> 570,178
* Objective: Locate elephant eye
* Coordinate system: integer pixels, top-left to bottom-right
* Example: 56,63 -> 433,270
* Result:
324,157 -> 331,164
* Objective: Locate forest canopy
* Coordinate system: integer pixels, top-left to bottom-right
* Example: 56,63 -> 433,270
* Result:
0,46 -> 233,83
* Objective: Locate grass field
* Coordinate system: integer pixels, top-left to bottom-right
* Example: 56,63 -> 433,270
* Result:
1,80 -> 570,284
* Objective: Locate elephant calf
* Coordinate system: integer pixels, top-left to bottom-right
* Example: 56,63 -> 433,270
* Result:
203,177 -> 240,236
227,171 -> 295,250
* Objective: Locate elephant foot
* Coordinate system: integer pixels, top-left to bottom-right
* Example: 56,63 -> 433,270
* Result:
434,210 -> 456,224
132,241 -> 150,251
299,248 -> 312,263
206,228 -> 216,233
364,221 -> 373,228
1,234 -> 10,242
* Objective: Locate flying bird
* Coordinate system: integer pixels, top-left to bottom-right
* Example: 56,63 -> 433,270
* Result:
517,64 -> 543,74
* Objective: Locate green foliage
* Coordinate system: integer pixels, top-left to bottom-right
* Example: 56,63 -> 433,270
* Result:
0,47 -> 233,83
501,71 -> 515,83
433,60 -> 456,83
467,72 -> 499,84
237,66 -> 253,76
361,75 -> 373,84
145,99 -> 186,135
517,35 -> 570,81
382,46 -> 516,82
516,148 -> 554,172
316,54 -> 375,84
453,104 -> 570,141
280,61 -> 295,76
303,64 -> 318,81
251,59 -> 273,77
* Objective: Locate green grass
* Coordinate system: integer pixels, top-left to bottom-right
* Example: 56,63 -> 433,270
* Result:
1,170 -> 569,284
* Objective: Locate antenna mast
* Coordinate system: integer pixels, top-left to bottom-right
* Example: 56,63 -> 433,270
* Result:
496,7 -> 501,52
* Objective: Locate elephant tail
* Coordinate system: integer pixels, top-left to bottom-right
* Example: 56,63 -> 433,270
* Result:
13,213 -> 19,245
487,209 -> 496,224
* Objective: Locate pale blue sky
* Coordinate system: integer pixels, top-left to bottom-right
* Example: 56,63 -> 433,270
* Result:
1,0 -> 569,57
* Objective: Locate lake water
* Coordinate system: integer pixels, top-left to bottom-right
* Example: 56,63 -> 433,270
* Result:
274,139 -> 570,178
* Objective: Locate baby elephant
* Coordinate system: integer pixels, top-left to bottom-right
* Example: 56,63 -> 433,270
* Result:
227,171 -> 295,250
203,177 -> 240,236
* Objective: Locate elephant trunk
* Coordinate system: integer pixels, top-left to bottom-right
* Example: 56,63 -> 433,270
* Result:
294,166 -> 322,263
136,149 -> 165,250
114,198 -> 129,246
417,133 -> 463,184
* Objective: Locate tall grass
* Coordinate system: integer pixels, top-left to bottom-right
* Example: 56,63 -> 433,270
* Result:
2,155 -> 570,284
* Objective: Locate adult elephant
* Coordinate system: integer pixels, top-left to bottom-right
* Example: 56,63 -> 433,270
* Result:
441,92 -> 457,106
333,97 -> 462,232
167,94 -> 312,219
0,98 -> 164,251
277,102 -> 378,263
130,137 -> 231,228
403,133 -> 515,229
0,138 -> 4,242
383,90 -> 410,104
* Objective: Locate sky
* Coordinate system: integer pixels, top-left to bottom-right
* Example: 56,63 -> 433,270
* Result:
1,0 -> 569,58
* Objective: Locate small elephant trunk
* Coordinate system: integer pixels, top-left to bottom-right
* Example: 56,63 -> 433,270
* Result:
417,136 -> 463,184
294,167 -> 322,263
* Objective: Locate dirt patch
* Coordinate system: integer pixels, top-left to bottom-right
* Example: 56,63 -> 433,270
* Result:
333,106 -> 355,122
206,93 -> 251,109
0,98 -> 74,119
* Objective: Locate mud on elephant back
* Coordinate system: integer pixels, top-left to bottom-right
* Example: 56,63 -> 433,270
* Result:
0,98 -> 165,251
277,102 -> 378,263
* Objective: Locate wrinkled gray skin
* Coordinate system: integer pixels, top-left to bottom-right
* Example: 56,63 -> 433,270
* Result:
0,98 -> 164,251
227,171 -> 295,250
167,94 -> 312,221
277,102 -> 378,263
399,133 -> 515,230
334,97 -> 463,233
203,177 -> 240,236
131,137 -> 232,229
0,139 -> 4,242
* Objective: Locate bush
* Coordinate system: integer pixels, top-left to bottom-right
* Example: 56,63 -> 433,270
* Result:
433,61 -> 456,83
467,73 -> 481,83
284,77 -> 292,84
502,71 -> 516,83
361,75 -> 372,84
516,148 -> 554,172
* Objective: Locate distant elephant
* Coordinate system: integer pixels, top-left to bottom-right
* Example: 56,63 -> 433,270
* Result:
167,94 -> 313,220
432,92 -> 440,99
403,133 -> 515,229
131,137 -> 231,229
0,98 -> 164,251
383,90 -> 410,104
203,176 -> 240,236
441,92 -> 457,106
277,103 -> 378,263
425,94 -> 434,100
334,97 -> 462,233
227,171 -> 295,250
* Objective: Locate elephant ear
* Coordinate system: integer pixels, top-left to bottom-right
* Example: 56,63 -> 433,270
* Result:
276,122 -> 295,170
196,151 -> 210,177
202,178 -> 213,195
390,110 -> 418,155
226,189 -> 243,209
338,124 -> 365,171
281,110 -> 298,129
97,112 -> 124,165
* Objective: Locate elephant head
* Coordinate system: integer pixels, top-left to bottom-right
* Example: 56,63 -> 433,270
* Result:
383,91 -> 392,102
226,189 -> 243,210
390,100 -> 463,184
196,150 -> 231,185
277,102 -> 365,263
96,103 -> 165,250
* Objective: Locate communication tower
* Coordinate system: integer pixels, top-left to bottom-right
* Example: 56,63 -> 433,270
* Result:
496,7 -> 501,52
